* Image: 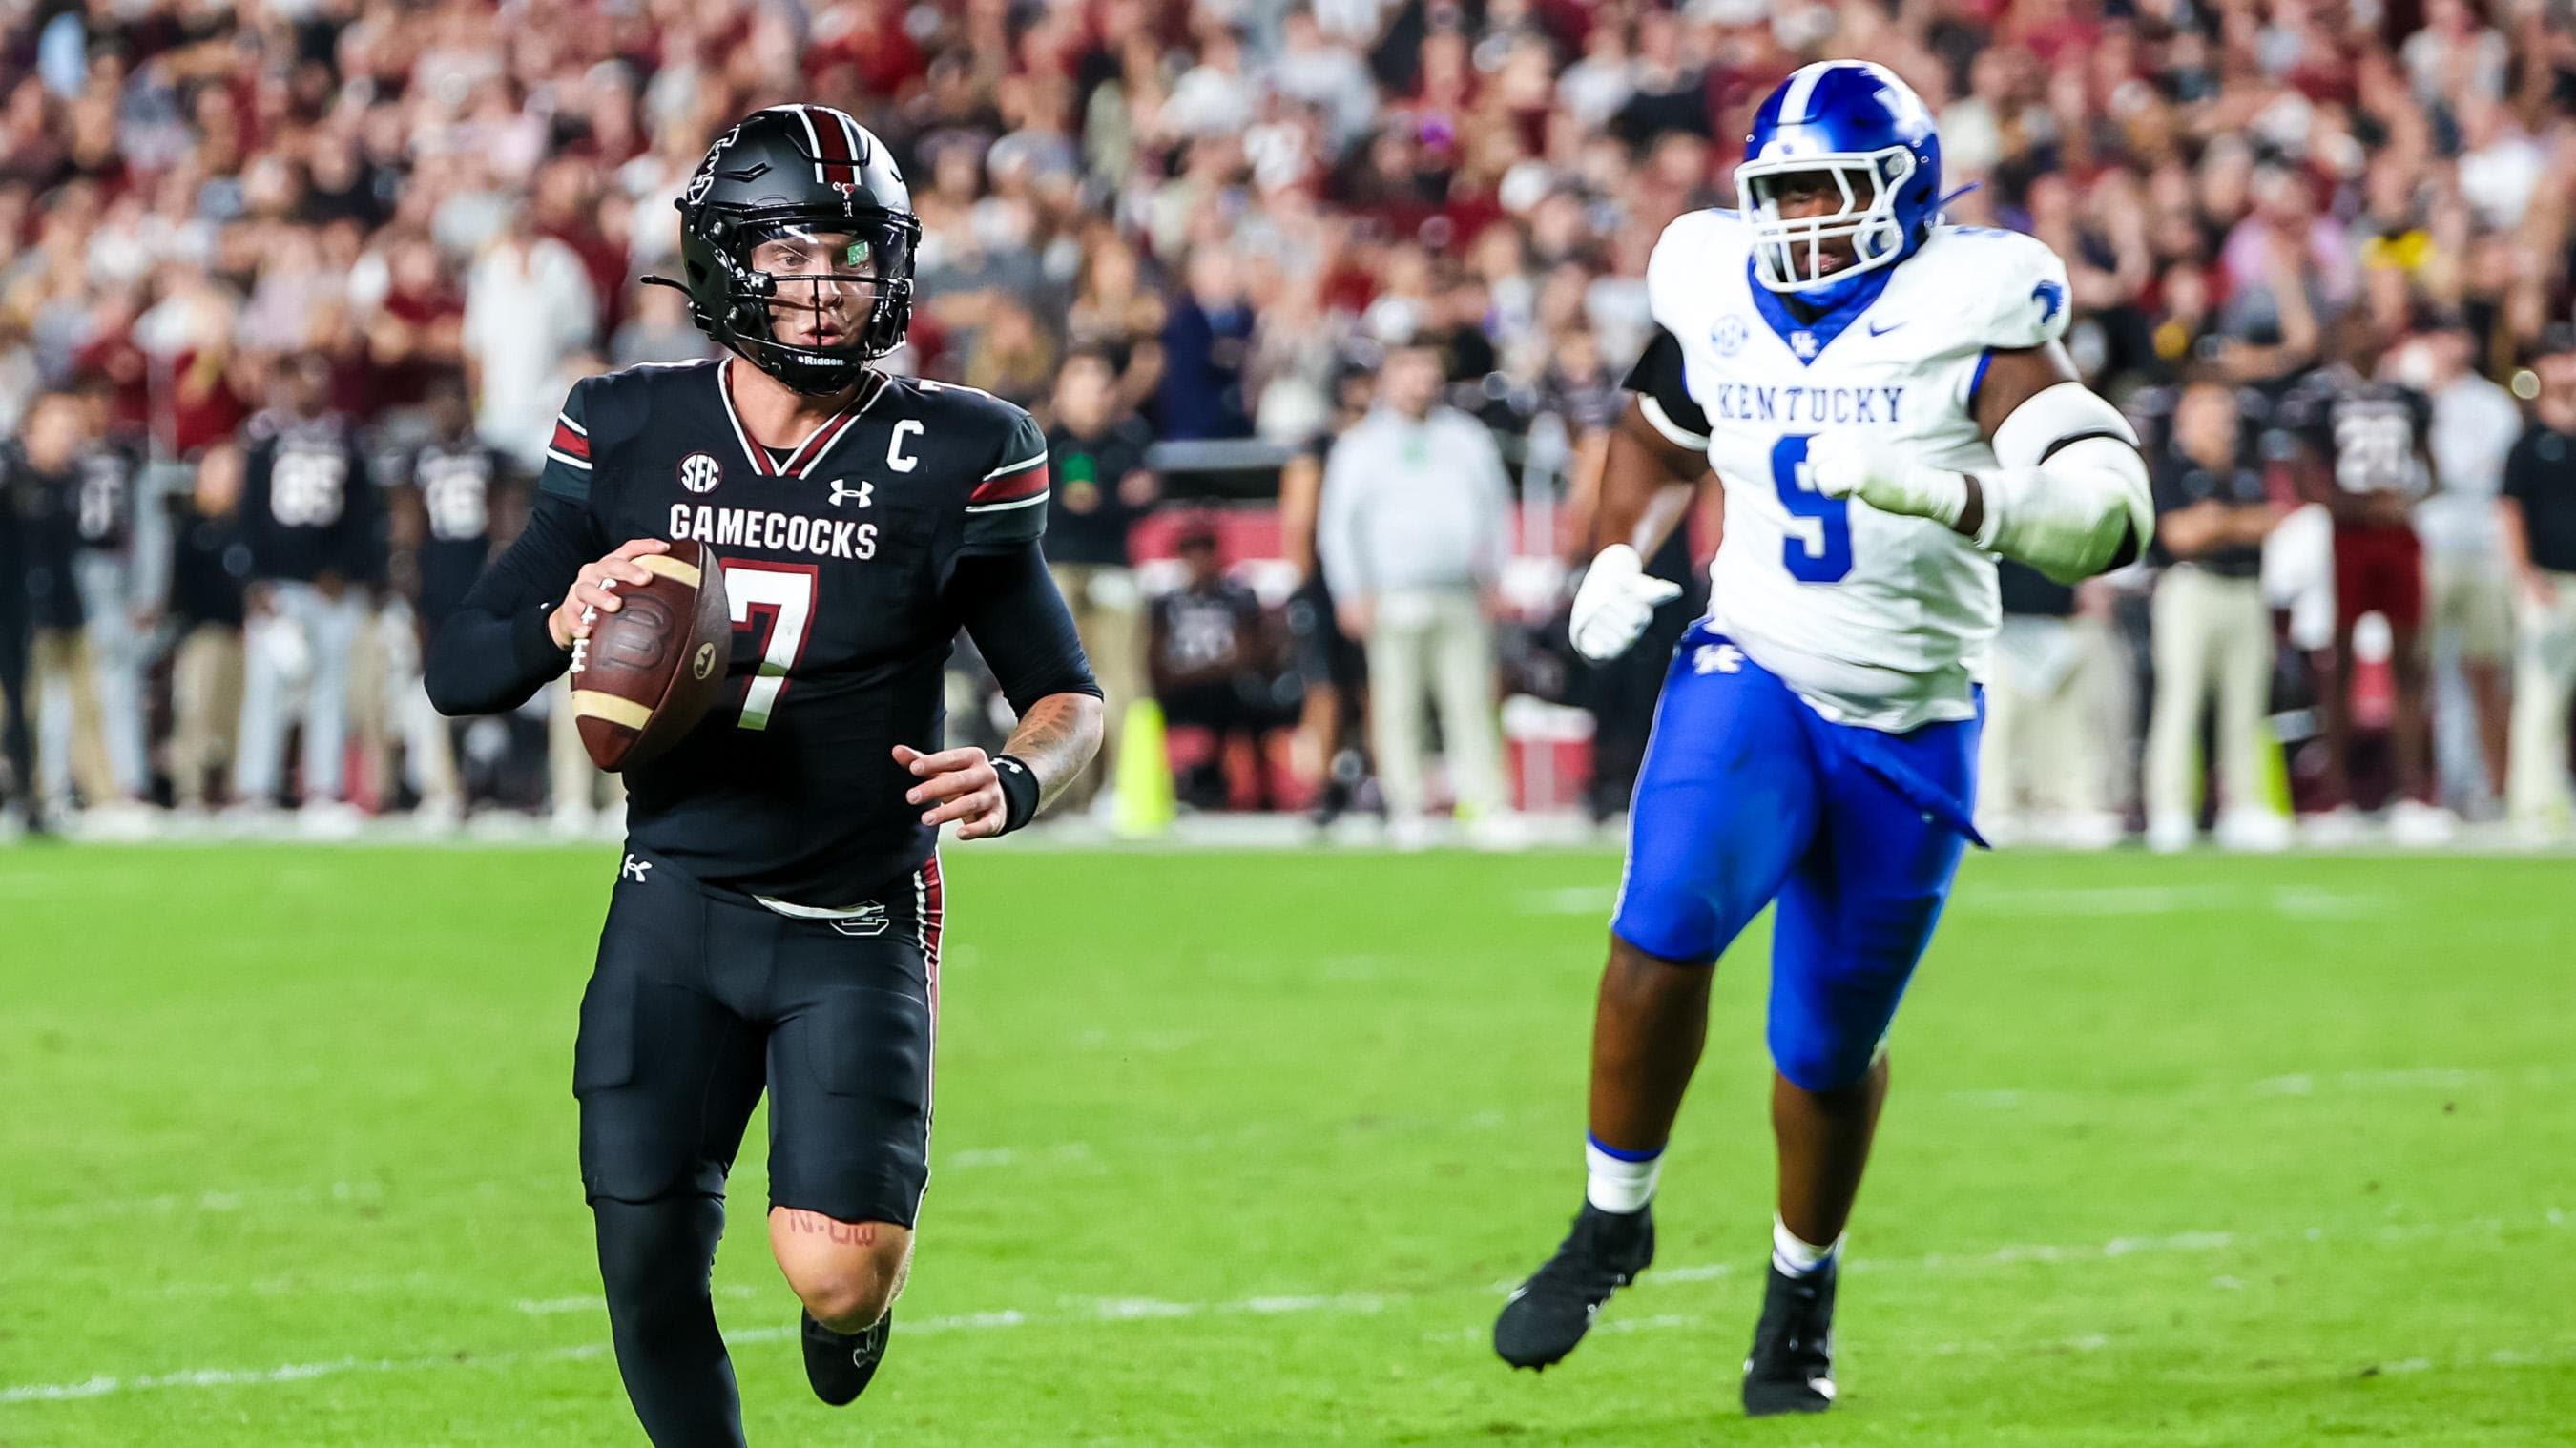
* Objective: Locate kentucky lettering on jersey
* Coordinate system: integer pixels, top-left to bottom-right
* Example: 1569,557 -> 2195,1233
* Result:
1705,383 -> 1908,427
1630,209 -> 2072,733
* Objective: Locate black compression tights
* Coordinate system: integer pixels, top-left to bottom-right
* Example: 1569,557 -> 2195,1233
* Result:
593,1194 -> 745,1448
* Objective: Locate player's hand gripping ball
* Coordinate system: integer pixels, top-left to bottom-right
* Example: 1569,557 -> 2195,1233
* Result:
563,538 -> 734,771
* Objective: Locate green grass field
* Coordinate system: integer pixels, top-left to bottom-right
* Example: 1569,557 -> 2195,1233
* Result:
2,843 -> 2569,1446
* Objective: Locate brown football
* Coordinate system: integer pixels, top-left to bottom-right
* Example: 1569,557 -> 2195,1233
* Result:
571,541 -> 733,772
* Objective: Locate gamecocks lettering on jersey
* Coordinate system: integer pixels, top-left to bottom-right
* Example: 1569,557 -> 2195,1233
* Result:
669,503 -> 878,560
530,356 -> 1052,903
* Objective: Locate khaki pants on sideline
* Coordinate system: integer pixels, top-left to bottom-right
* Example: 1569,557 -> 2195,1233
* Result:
170,624 -> 246,809
2145,567 -> 2276,823
1365,588 -> 1503,819
1048,563 -> 1144,812
550,672 -> 627,817
2426,549 -> 2514,663
2506,571 -> 2576,833
344,603 -> 462,809
31,628 -> 118,810
74,550 -> 150,796
1978,614 -> 2113,821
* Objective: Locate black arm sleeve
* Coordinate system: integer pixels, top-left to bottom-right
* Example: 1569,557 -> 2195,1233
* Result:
2502,431 -> 2536,506
238,441 -> 279,579
948,542 -> 1103,716
423,492 -> 595,716
1621,327 -> 1714,443
342,444 -> 384,586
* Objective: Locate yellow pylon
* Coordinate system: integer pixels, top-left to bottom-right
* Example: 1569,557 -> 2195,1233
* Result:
1112,697 -> 1174,838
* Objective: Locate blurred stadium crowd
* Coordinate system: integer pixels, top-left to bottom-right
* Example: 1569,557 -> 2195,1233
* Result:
6,0 -> 2576,848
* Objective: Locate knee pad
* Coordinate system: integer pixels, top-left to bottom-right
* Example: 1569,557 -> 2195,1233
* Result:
593,1194 -> 724,1322
1768,1022 -> 1887,1096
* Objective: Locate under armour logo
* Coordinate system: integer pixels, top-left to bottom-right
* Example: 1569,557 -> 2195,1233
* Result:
827,480 -> 873,508
1693,644 -> 1745,674
621,854 -> 653,883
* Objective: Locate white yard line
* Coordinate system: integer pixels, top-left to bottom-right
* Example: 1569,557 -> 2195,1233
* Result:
1937,1063 -> 2575,1111
26,1114 -> 1535,1228
35,1057 -> 2565,1231
9,1210 -> 2563,1407
1517,882 -> 2399,921
1957,884 -> 2389,918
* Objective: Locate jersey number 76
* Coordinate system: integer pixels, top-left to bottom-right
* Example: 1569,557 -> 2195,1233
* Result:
1771,435 -> 1854,584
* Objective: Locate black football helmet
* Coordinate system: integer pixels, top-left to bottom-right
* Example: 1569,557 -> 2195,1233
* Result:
656,105 -> 920,395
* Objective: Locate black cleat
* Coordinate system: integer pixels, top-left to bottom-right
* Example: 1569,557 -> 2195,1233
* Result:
1493,1202 -> 1654,1370
1742,1259 -> 1837,1416
801,1308 -> 892,1406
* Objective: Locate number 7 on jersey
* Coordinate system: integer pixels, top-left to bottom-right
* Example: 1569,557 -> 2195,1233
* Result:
720,559 -> 818,730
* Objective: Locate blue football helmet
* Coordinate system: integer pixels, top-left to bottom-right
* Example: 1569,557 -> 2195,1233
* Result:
1736,60 -> 1943,300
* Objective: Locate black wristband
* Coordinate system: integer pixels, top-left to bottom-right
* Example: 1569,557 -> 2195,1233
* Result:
992,754 -> 1043,834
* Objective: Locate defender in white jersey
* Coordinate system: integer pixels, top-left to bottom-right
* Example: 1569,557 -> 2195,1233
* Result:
1493,61 -> 2152,1416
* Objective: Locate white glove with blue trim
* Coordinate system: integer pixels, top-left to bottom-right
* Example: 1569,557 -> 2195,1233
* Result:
1569,545 -> 1684,662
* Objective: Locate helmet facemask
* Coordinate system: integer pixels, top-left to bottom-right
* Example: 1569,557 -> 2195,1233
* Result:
1737,148 -> 1918,295
686,210 -> 921,395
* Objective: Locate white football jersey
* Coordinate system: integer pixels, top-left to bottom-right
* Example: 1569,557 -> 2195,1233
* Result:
1643,210 -> 2072,732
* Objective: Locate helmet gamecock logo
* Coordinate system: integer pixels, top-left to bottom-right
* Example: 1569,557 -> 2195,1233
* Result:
679,453 -> 722,493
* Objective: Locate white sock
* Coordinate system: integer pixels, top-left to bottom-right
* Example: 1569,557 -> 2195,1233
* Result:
1584,1135 -> 1662,1214
1772,1215 -> 1840,1277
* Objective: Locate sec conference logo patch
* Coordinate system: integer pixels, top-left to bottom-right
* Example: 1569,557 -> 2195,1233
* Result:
679,453 -> 722,494
1712,316 -> 1748,357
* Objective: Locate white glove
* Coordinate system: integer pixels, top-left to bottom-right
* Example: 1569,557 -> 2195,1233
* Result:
1804,430 -> 1968,530
1569,545 -> 1684,661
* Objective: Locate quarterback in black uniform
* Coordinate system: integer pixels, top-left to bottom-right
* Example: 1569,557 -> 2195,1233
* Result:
424,105 -> 1104,1444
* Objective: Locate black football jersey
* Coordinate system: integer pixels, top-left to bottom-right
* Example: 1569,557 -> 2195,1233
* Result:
537,358 -> 1052,904
404,438 -> 510,623
1,446 -> 84,631
239,414 -> 379,584
2274,367 -> 2434,500
73,442 -> 142,554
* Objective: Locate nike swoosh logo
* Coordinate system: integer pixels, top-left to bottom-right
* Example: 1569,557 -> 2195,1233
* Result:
1867,321 -> 1905,337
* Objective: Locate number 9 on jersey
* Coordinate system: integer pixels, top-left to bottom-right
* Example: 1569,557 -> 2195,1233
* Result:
1771,435 -> 1854,584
